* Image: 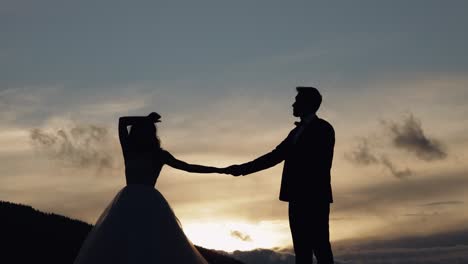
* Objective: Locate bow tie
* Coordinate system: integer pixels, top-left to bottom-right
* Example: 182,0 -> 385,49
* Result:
294,121 -> 303,126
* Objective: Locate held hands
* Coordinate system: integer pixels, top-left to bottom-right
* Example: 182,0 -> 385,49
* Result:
221,165 -> 245,177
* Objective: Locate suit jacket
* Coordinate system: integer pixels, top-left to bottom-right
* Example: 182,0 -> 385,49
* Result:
241,117 -> 335,203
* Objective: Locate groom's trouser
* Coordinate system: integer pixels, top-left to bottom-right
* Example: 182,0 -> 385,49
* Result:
289,202 -> 334,264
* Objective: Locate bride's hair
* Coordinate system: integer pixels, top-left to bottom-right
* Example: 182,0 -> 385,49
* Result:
127,121 -> 161,153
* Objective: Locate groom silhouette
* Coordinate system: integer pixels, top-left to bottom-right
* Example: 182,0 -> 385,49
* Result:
226,87 -> 335,264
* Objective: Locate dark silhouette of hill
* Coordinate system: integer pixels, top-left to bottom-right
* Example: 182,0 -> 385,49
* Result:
0,200 -> 244,264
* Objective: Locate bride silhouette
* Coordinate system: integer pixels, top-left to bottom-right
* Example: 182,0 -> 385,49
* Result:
74,112 -> 222,264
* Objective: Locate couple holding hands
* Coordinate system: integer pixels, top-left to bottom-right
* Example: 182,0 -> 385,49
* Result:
74,87 -> 335,264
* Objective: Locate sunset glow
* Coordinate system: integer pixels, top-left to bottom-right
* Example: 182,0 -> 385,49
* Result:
2,1 -> 468,263
183,221 -> 291,252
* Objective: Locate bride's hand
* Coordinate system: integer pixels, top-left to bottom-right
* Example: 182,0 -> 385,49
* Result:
147,112 -> 161,123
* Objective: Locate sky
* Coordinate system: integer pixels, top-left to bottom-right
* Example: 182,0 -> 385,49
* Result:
1,0 -> 468,263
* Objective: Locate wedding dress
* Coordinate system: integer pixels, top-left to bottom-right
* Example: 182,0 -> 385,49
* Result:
74,137 -> 209,264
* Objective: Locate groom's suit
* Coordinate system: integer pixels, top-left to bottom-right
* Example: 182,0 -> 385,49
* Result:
239,115 -> 335,263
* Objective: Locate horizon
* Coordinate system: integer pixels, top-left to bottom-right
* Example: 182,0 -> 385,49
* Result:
3,199 -> 468,263
1,1 -> 468,263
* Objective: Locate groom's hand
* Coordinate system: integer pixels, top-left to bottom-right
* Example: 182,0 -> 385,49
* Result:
225,165 -> 244,176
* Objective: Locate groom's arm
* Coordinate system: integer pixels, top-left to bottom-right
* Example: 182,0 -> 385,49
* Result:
232,136 -> 290,176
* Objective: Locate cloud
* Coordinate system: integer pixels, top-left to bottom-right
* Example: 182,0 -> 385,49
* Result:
344,139 -> 379,166
230,230 -> 253,242
345,113 -> 450,178
227,246 -> 468,264
338,245 -> 468,264
29,124 -> 116,171
420,201 -> 464,207
227,228 -> 468,264
380,155 -> 412,178
386,114 -> 447,161
0,86 -> 62,126
355,228 -> 468,249
344,139 -> 412,178
333,169 -> 468,216
334,228 -> 468,264
403,212 -> 440,218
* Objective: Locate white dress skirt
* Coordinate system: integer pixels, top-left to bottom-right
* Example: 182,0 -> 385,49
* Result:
73,184 -> 208,264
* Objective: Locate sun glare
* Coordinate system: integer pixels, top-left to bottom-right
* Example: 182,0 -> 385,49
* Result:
182,220 -> 291,252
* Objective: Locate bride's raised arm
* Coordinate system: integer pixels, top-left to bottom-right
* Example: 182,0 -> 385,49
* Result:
119,113 -> 160,148
164,151 -> 223,174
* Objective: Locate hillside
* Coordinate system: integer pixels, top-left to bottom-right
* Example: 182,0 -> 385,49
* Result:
0,200 -> 243,264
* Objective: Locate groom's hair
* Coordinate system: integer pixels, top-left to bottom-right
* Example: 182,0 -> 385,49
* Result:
296,86 -> 322,112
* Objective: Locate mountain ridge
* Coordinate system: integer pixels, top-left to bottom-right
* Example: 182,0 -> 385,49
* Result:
0,200 -> 244,264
